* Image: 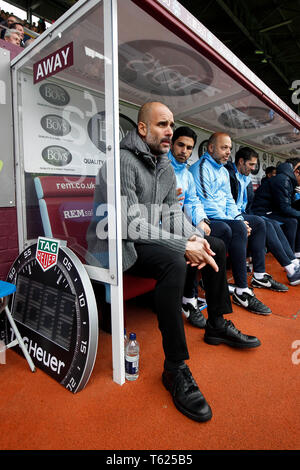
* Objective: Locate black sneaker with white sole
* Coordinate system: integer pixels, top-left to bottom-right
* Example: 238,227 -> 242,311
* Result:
182,303 -> 207,329
250,274 -> 288,292
232,289 -> 271,315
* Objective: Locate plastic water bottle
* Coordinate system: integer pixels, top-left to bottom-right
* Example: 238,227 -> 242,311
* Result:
125,332 -> 139,381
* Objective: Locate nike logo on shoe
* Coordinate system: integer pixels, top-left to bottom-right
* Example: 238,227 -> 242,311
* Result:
233,291 -> 272,315
255,279 -> 272,287
251,275 -> 288,292
234,296 -> 249,308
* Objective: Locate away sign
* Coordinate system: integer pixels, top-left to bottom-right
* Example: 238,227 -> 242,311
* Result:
33,42 -> 74,84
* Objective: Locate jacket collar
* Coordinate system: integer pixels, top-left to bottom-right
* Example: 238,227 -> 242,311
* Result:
226,160 -> 250,186
203,151 -> 224,170
167,150 -> 187,172
236,167 -> 251,186
120,128 -> 171,170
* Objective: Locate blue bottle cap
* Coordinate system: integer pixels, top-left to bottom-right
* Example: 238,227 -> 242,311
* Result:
129,332 -> 136,340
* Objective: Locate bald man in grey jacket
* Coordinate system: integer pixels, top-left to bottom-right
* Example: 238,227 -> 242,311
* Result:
87,102 -> 260,423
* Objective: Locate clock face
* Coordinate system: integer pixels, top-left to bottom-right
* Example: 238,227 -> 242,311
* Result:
3,242 -> 98,393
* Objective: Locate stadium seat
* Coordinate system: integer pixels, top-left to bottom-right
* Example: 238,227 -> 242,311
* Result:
34,176 -> 156,320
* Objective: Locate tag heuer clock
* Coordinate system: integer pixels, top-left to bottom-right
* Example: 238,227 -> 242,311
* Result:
5,237 -> 99,393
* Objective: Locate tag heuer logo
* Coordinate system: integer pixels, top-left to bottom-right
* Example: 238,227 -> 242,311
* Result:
36,237 -> 60,272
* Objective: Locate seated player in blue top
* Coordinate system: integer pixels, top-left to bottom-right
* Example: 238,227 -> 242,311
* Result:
225,147 -> 300,286
168,126 -> 262,347
189,132 -> 288,316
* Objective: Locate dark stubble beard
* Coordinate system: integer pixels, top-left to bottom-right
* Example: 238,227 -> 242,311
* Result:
146,130 -> 170,156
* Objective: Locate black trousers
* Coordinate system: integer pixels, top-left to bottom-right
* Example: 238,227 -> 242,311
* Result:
126,236 -> 232,363
210,215 -> 266,287
266,214 -> 300,253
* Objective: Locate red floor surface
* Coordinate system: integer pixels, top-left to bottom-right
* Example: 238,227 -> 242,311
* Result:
0,254 -> 299,451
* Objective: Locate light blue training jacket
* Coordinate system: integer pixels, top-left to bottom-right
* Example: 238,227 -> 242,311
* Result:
168,150 -> 207,226
234,164 -> 252,213
189,152 -> 243,220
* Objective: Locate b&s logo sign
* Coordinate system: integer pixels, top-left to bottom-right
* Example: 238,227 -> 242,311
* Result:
42,146 -> 72,167
41,115 -> 71,137
36,237 -> 60,272
87,112 -> 136,153
39,83 -> 70,106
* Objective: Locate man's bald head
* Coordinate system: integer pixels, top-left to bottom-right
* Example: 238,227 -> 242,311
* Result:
207,132 -> 230,147
137,102 -> 169,125
137,102 -> 174,156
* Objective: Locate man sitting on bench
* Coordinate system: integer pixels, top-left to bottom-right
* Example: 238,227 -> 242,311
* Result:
88,102 -> 261,423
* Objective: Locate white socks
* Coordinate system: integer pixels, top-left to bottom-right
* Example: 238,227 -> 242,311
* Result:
235,287 -> 253,296
236,272 -> 268,296
284,263 -> 297,275
182,296 -> 197,308
253,272 -> 267,280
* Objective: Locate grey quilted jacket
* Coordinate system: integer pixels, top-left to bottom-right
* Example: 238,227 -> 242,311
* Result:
87,129 -> 199,271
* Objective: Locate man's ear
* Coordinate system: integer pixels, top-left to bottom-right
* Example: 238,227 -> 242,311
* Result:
138,121 -> 147,138
236,158 -> 243,169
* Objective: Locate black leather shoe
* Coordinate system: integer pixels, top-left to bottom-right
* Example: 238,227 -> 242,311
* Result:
162,363 -> 212,422
204,320 -> 261,349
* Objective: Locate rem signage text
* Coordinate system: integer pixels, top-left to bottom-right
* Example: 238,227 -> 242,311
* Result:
33,42 -> 74,84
